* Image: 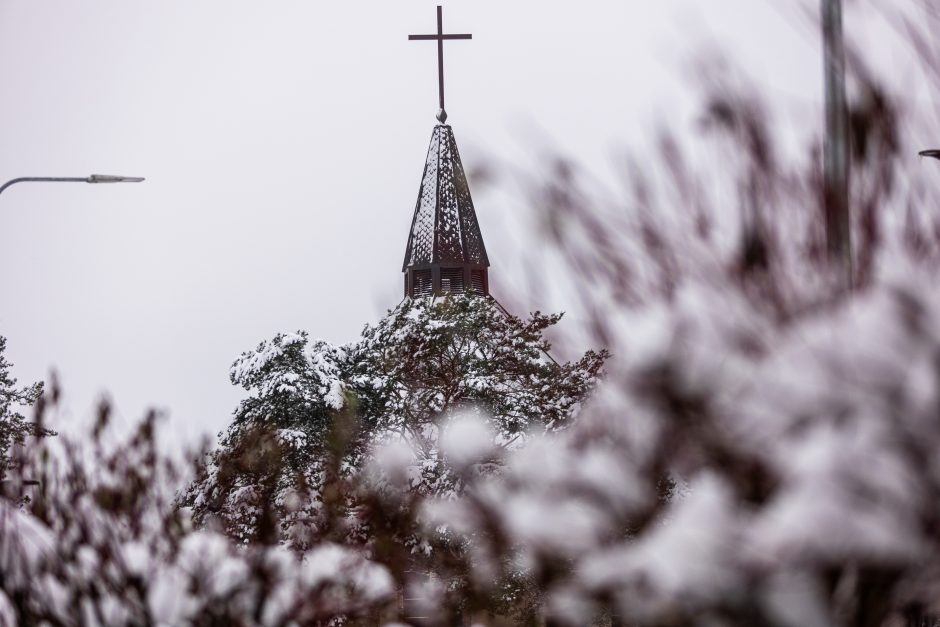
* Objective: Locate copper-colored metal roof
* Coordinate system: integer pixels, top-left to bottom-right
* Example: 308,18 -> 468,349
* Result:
402,124 -> 489,271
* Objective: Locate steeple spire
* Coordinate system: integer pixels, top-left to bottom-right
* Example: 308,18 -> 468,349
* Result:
402,124 -> 490,297
403,8 -> 489,298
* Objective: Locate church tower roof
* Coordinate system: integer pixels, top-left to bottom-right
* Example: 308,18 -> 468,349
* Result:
401,124 -> 490,298
402,124 -> 489,271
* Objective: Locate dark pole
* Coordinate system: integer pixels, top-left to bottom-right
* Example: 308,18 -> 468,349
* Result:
822,0 -> 852,284
0,174 -> 144,196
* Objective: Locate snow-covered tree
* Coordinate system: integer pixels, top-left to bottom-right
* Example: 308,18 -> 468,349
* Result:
184,295 -> 607,548
0,336 -> 50,481
184,332 -> 348,549
348,296 -> 607,497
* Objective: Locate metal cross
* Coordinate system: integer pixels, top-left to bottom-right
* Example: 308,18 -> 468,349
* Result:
409,6 -> 471,123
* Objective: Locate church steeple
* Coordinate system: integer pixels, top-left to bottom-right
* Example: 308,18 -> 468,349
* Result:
402,123 -> 490,297
403,6 -> 489,298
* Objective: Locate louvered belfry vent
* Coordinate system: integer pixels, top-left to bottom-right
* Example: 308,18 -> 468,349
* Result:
403,124 -> 490,298
440,268 -> 465,294
413,269 -> 433,297
470,269 -> 485,295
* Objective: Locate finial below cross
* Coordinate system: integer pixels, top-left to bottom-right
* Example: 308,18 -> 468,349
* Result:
409,6 -> 472,124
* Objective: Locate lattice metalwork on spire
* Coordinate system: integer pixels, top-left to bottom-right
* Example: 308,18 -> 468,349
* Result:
402,124 -> 489,272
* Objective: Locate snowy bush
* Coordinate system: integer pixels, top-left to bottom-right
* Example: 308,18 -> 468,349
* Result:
0,394 -> 395,625
416,273 -> 940,625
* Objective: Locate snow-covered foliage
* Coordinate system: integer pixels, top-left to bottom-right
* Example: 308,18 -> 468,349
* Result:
348,296 -> 607,497
184,296 -> 606,550
0,336 -> 51,482
413,272 -> 940,625
185,332 -> 348,548
0,397 -> 394,625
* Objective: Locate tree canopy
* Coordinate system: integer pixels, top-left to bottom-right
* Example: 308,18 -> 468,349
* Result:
183,295 -> 607,548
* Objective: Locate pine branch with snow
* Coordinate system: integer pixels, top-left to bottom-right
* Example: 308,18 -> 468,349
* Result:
0,336 -> 52,486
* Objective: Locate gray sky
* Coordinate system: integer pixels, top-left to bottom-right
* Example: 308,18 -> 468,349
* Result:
0,1 -> 823,445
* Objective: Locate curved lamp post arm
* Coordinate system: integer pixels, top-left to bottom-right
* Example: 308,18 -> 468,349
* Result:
0,174 -> 145,196
919,150 -> 940,161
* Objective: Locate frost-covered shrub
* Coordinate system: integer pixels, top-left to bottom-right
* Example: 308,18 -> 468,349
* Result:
417,273 -> 940,625
0,394 -> 394,626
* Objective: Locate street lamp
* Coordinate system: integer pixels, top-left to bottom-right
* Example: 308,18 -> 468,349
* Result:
919,150 -> 940,161
0,174 -> 145,196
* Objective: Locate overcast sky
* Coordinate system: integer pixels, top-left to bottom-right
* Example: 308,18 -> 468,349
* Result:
0,1 -> 839,445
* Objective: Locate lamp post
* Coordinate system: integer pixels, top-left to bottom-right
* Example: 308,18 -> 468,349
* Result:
0,174 -> 144,196
0,173 -> 144,498
919,150 -> 940,161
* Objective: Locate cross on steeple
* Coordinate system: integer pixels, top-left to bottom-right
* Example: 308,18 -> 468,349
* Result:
409,5 -> 472,124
